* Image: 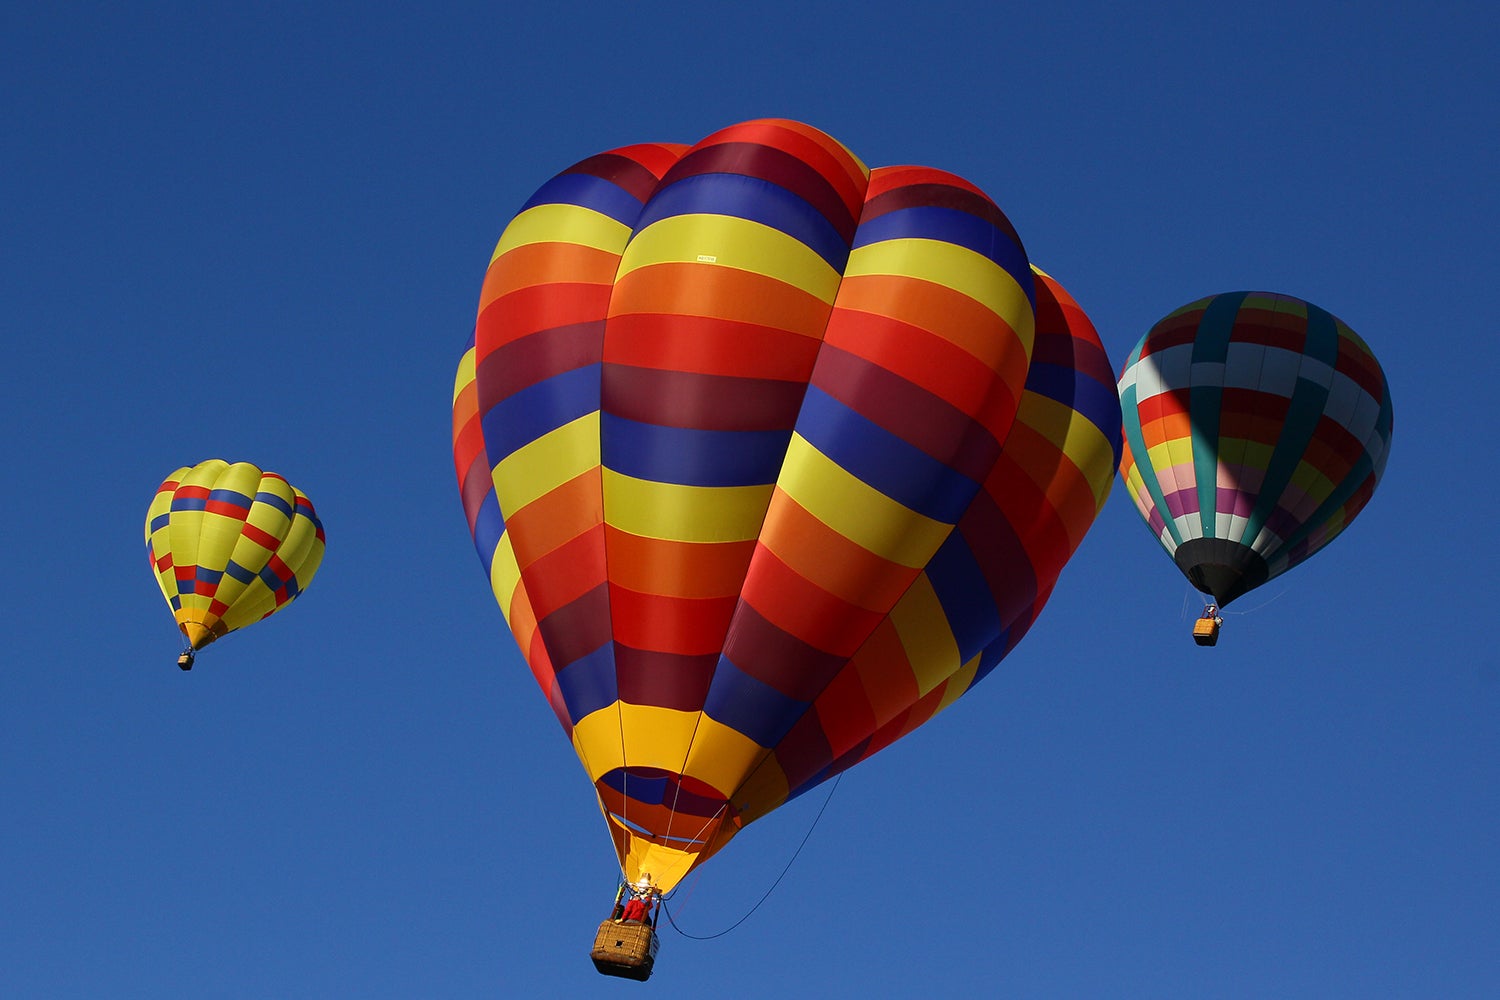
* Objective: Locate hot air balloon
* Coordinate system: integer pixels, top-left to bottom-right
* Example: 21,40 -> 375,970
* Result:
451,119 -> 1119,973
144,459 -> 325,669
1117,291 -> 1393,644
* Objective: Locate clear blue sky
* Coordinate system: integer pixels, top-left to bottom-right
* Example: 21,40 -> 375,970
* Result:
4,2 -> 1495,997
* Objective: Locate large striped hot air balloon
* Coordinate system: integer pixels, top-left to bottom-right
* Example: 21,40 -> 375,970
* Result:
144,459 -> 325,669
1117,291 -> 1393,639
451,119 -> 1121,905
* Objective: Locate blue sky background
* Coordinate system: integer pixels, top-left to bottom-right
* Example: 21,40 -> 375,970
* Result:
4,2 -> 1496,997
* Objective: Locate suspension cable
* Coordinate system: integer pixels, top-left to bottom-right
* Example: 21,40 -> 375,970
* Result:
659,773 -> 842,940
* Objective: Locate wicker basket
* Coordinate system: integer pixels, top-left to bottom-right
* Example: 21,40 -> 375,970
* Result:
591,920 -> 658,981
1192,617 -> 1221,646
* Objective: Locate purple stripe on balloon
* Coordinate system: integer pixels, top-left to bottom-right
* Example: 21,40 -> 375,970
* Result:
1216,486 -> 1257,518
1162,485 -> 1199,520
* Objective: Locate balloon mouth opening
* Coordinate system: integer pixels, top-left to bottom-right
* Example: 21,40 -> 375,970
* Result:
1174,538 -> 1269,607
180,621 -> 218,651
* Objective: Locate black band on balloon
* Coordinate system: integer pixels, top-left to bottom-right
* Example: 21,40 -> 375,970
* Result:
1173,538 -> 1270,607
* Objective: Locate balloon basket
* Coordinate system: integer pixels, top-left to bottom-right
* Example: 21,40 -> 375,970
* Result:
590,920 -> 658,981
1192,617 -> 1221,646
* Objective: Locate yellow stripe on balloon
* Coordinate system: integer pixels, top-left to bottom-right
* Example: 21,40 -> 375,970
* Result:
453,345 -> 476,406
491,204 -> 632,261
777,434 -> 950,569
684,714 -> 776,797
1290,462 -> 1335,503
492,413 -> 601,515
1021,394 -> 1119,510
934,651 -> 982,714
602,468 -> 772,543
889,573 -> 961,697
727,751 -> 790,821
616,214 -> 843,303
1146,440 -> 1189,480
489,530 -> 522,625
844,238 -> 1033,345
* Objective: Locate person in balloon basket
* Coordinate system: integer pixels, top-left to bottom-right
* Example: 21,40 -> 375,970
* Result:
614,874 -> 656,925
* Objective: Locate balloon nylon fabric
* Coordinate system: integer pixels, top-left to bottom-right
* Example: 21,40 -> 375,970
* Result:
1117,291 -> 1393,606
144,459 -> 326,651
453,120 -> 1121,891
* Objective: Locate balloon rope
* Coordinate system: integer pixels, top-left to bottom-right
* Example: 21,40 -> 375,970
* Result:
1223,586 -> 1288,615
659,773 -> 842,941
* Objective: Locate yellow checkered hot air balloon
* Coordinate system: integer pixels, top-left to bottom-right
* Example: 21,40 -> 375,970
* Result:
144,459 -> 325,669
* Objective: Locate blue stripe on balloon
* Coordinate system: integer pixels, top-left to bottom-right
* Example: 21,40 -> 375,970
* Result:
602,413 -> 791,487
968,629 -> 1016,688
519,172 -> 646,227
703,656 -> 805,749
294,499 -> 323,534
480,363 -> 601,463
472,494 -> 506,575
925,533 -> 1003,661
1025,362 -> 1123,438
254,491 -> 294,519
207,488 -> 253,512
225,560 -> 257,584
554,642 -> 619,722
634,172 -> 851,272
853,205 -> 1031,290
600,768 -> 669,805
796,385 -> 979,524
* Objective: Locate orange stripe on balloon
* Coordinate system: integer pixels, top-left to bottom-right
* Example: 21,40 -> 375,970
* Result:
604,527 -> 755,600
757,489 -> 918,612
503,469 -> 603,570
479,242 -> 623,312
833,273 -> 1028,385
609,262 -> 834,337
1140,409 -> 1193,450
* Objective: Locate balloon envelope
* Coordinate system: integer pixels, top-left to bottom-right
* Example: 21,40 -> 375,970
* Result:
453,120 -> 1120,891
144,459 -> 325,652
1117,291 -> 1393,606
